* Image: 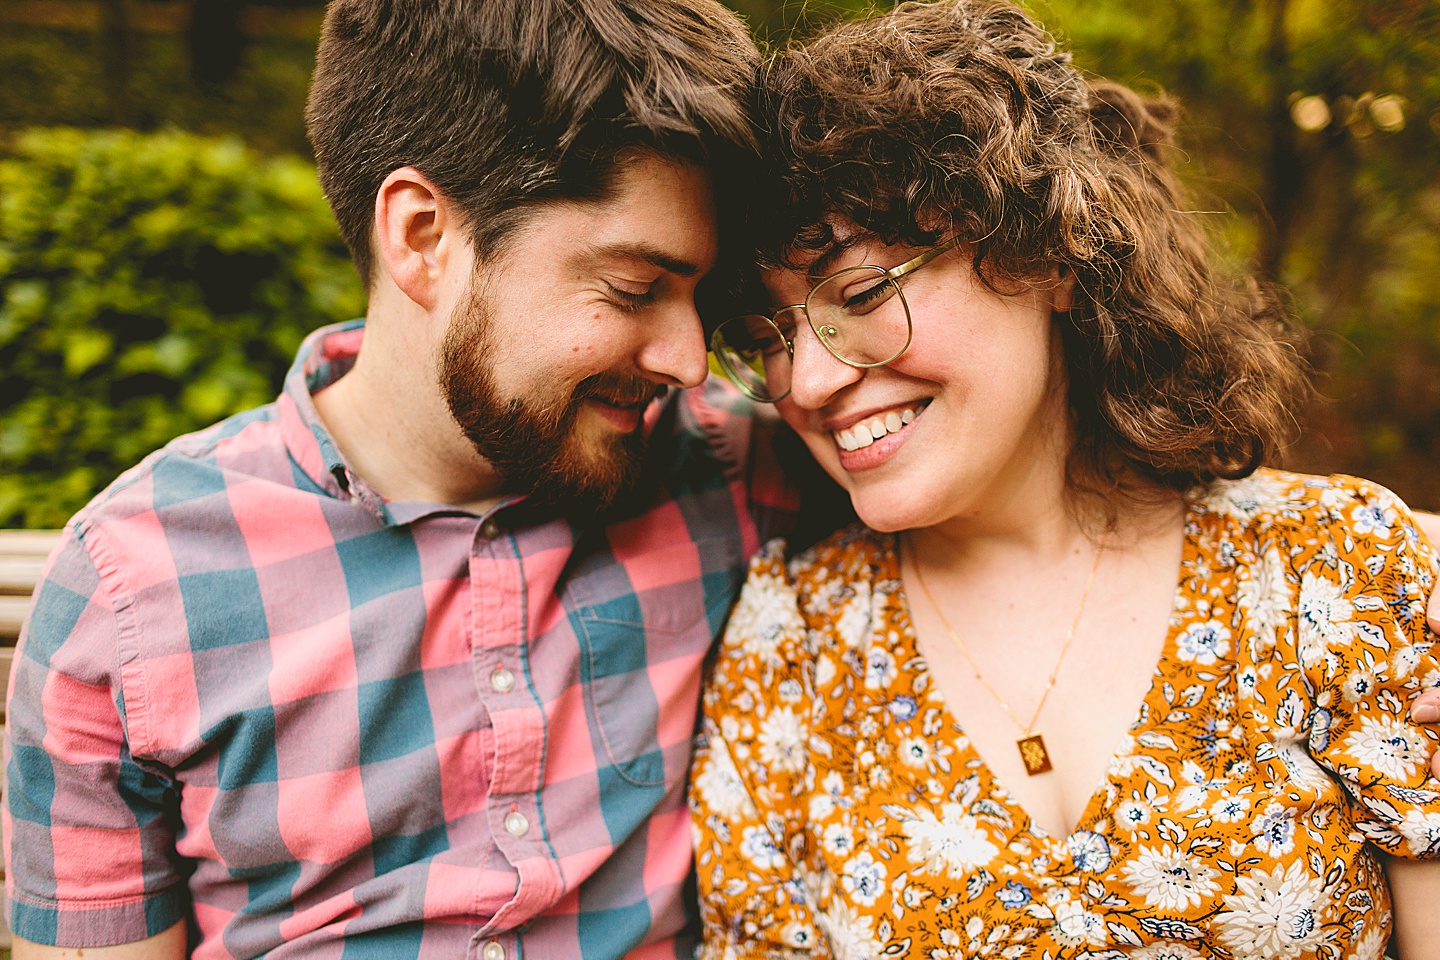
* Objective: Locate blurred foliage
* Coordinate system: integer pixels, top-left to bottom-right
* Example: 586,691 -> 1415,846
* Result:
0,0 -> 1437,526
0,127 -> 365,527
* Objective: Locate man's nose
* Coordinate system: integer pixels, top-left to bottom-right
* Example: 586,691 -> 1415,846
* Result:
635,301 -> 709,389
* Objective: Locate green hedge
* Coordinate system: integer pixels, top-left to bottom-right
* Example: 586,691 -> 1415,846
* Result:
0,127 -> 365,528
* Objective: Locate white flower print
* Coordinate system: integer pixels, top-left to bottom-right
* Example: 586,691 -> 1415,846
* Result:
841,851 -> 886,907
1050,896 -> 1108,948
693,737 -> 752,820
899,735 -> 931,769
1274,737 -> 1336,794
728,567 -> 805,666
1209,791 -> 1252,823
1351,501 -> 1396,539
1067,831 -> 1112,872
1343,715 -> 1428,781
1121,844 -> 1220,911
835,586 -> 873,649
1343,668 -> 1378,705
1237,546 -> 1291,655
1130,942 -> 1204,960
896,803 -> 1001,878
1203,474 -> 1290,520
822,822 -> 855,858
757,706 -> 808,774
780,921 -> 820,951
1350,924 -> 1388,960
1298,572 -> 1356,665
1214,860 -> 1328,960
864,646 -> 896,689
1116,798 -> 1154,833
1252,800 -> 1297,857
739,823 -> 786,870
818,900 -> 884,960
1176,620 -> 1231,666
1397,809 -> 1440,856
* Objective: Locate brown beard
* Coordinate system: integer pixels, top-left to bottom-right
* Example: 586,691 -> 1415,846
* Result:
439,282 -> 661,513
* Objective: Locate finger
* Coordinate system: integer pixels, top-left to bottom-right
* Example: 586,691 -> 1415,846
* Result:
1413,689 -> 1440,725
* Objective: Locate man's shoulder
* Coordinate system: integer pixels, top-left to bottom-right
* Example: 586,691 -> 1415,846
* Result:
73,400 -> 291,536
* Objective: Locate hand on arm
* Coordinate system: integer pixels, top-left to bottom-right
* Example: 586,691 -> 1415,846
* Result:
13,921 -> 187,960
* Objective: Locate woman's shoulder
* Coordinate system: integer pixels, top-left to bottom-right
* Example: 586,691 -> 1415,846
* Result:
1195,467 -> 1426,549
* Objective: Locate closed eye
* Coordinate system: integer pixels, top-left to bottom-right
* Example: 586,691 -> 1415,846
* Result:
607,283 -> 656,311
841,277 -> 896,314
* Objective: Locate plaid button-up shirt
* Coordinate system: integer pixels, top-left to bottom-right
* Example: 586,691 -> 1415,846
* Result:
5,322 -> 797,959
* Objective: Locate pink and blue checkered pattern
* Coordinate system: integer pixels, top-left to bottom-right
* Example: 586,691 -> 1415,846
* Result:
5,322 -> 795,958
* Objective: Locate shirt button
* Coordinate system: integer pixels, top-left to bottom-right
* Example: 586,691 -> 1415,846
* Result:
481,518 -> 501,539
481,942 -> 505,960
503,810 -> 530,837
490,666 -> 515,694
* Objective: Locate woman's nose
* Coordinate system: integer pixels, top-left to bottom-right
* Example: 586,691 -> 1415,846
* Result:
785,318 -> 865,410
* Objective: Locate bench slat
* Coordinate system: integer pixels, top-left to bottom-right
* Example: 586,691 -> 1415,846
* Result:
0,555 -> 50,595
0,595 -> 33,642
0,529 -> 63,556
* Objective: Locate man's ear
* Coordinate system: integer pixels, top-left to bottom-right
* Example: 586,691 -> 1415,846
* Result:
373,167 -> 462,311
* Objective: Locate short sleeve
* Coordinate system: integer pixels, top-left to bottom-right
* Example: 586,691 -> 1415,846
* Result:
1299,477 -> 1440,858
689,541 -> 827,960
4,526 -> 187,946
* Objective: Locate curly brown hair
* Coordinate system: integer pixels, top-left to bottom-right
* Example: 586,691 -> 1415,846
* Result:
750,0 -> 1309,501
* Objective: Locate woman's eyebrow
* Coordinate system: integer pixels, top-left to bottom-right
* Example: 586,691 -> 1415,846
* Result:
805,238 -> 864,281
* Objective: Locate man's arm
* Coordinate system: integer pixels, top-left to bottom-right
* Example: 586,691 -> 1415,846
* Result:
1411,513 -> 1440,777
1383,856 -> 1440,960
13,921 -> 186,960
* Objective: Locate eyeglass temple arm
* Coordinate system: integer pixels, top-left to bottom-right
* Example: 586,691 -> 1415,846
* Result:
885,236 -> 964,282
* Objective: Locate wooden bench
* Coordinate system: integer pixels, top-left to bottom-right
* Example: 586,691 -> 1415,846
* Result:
0,529 -> 63,953
0,530 -> 64,704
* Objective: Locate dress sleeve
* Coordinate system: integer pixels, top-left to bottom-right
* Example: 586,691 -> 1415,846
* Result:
689,541 -> 828,960
4,526 -> 187,946
1299,477 -> 1440,859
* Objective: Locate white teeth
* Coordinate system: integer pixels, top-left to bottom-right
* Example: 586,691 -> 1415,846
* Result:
832,404 -> 924,451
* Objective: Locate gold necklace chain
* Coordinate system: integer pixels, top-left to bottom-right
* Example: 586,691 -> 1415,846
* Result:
908,536 -> 1105,775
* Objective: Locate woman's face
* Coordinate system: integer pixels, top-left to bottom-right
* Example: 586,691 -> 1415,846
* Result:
767,237 -> 1074,534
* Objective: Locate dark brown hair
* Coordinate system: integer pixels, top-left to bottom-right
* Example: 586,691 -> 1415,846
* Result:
751,0 -> 1309,499
306,0 -> 760,284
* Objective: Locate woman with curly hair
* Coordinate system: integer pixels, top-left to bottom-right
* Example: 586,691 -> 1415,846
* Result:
689,1 -> 1440,956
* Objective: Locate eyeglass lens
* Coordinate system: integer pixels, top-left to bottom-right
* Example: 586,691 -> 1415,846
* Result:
712,266 -> 910,402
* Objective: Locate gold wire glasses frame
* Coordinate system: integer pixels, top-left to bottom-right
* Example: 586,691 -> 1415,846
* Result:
710,236 -> 964,403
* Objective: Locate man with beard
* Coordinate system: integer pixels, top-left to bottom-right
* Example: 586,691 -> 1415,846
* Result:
4,2 -> 779,957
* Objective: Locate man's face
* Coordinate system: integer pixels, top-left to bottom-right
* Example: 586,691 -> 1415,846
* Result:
440,154 -> 718,512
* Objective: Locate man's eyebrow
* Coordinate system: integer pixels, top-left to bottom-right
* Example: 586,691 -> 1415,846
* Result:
585,241 -> 705,278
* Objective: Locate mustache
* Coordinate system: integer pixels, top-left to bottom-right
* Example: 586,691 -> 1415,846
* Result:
572,374 -> 667,408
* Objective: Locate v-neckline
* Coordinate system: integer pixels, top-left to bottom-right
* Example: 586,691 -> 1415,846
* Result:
884,500 -> 1203,845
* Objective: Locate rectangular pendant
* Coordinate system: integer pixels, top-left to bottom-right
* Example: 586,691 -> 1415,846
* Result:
1017,733 -> 1053,775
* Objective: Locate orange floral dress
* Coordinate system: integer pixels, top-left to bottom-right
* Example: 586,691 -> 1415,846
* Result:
689,471 -> 1440,960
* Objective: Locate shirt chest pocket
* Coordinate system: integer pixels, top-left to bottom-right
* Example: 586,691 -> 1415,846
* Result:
569,537 -> 744,787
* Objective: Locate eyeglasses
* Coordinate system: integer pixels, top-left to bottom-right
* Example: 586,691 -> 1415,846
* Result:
710,237 -> 963,402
